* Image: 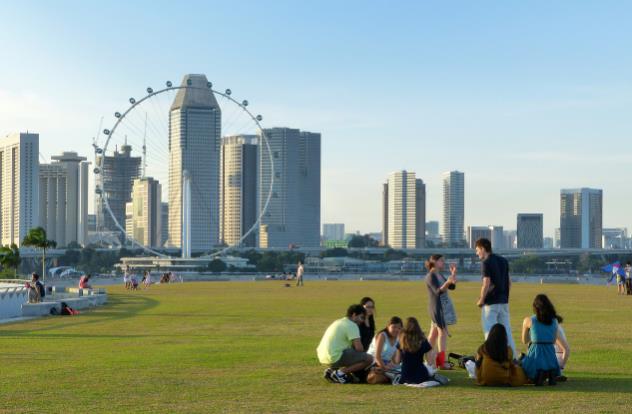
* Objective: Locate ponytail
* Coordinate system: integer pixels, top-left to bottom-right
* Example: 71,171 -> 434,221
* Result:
425,254 -> 443,271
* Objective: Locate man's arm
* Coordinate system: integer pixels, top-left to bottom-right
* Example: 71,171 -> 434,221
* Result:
477,277 -> 490,307
352,338 -> 364,352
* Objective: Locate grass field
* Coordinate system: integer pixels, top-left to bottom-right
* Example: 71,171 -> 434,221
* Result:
1,280 -> 631,413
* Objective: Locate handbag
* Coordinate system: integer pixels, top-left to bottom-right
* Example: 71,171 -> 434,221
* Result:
440,293 -> 457,325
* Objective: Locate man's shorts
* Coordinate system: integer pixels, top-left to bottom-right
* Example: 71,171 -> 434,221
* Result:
329,348 -> 371,369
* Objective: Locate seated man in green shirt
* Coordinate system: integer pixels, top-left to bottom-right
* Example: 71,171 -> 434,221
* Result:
317,304 -> 374,383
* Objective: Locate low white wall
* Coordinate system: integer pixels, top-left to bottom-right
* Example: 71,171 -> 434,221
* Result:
0,286 -> 29,319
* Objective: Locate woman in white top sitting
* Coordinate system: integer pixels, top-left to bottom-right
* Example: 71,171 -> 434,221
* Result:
367,316 -> 403,382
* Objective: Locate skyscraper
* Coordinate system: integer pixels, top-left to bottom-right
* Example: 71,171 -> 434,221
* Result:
468,226 -> 491,249
96,143 -> 141,237
125,177 -> 162,248
322,223 -> 345,241
442,171 -> 465,247
258,127 -> 321,248
560,188 -> 603,249
219,135 -> 258,247
381,183 -> 389,247
0,133 -> 39,246
517,213 -> 544,248
168,74 -> 221,251
39,152 -> 90,247
383,171 -> 425,249
488,225 -> 505,250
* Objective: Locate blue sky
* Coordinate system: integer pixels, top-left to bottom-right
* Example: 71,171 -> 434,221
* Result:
1,1 -> 631,236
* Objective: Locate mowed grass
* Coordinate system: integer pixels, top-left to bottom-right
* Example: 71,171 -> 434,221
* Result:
1,280 -> 632,413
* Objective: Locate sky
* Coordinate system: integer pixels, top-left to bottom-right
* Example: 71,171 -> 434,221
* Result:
1,1 -> 631,237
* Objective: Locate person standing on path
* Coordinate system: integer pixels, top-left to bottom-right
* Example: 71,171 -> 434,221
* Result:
475,238 -> 517,357
296,261 -> 304,287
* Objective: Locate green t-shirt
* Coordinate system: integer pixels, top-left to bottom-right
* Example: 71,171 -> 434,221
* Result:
316,317 -> 360,364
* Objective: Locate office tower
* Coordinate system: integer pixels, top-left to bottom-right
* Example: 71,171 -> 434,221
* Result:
96,143 -> 141,236
560,188 -> 603,248
323,223 -> 345,241
504,230 -> 517,249
258,127 -> 321,248
488,225 -> 505,250
381,183 -> 388,247
168,74 -> 221,251
220,135 -> 258,247
442,171 -> 465,247
161,202 -> 168,247
468,226 -> 492,249
543,237 -> 554,249
554,228 -> 561,248
87,214 -> 96,233
38,152 -> 90,247
125,177 -> 162,248
0,133 -> 39,246
383,171 -> 424,249
415,179 -> 426,248
517,213 -> 544,249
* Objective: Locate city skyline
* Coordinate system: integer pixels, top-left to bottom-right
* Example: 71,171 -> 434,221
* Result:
2,2 -> 632,236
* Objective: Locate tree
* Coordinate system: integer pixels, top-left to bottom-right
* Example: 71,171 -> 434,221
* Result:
348,234 -> 379,248
208,259 -> 227,273
0,244 -> 21,277
22,227 -> 57,280
321,248 -> 348,258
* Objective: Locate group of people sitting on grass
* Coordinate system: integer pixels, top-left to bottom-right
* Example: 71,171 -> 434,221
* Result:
123,267 -> 182,289
316,237 -> 571,387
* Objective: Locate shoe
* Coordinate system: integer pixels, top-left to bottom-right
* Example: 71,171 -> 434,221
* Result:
323,368 -> 336,383
346,372 -> 360,384
330,370 -> 349,384
556,375 -> 568,382
547,370 -> 557,386
534,370 -> 546,386
392,374 -> 401,385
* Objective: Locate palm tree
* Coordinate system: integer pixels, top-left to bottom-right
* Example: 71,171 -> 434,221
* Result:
0,244 -> 21,277
22,227 -> 57,280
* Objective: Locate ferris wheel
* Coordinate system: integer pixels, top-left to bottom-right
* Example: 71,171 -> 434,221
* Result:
93,76 -> 274,258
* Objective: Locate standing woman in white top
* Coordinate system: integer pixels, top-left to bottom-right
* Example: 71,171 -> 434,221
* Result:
143,270 -> 152,288
296,261 -> 305,287
368,316 -> 403,371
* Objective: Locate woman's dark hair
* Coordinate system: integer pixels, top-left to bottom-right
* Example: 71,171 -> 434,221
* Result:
399,317 -> 426,353
475,238 -> 492,253
32,273 -> 40,280
533,294 -> 559,325
484,323 -> 509,363
347,304 -> 366,318
360,296 -> 376,329
379,316 -> 403,339
425,254 -> 443,271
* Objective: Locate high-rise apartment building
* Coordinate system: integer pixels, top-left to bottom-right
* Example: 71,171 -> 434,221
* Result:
258,127 -> 320,248
517,213 -> 544,248
96,143 -> 141,236
323,223 -> 345,242
382,171 -> 425,249
381,183 -> 389,247
488,225 -> 505,250
168,74 -> 221,251
560,188 -> 603,249
39,152 -> 89,247
442,171 -> 465,247
125,177 -> 162,248
220,135 -> 258,247
0,133 -> 39,246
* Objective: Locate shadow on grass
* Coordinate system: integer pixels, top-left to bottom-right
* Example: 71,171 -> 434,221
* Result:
445,373 -> 632,393
0,292 -> 159,336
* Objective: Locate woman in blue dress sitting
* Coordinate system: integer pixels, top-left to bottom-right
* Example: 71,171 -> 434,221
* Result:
520,294 -> 562,386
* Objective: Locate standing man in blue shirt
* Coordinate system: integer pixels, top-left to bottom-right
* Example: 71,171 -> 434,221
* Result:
475,238 -> 516,356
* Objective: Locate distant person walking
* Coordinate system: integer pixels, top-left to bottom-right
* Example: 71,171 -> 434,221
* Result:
296,261 -> 304,287
475,238 -> 517,357
625,261 -> 632,295
424,254 -> 457,369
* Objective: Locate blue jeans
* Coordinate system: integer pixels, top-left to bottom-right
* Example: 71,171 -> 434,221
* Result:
482,303 -> 517,357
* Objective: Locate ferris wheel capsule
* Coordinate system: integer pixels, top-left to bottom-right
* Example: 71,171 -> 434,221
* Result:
95,187 -> 103,195
114,112 -> 121,118
256,115 -> 263,121
103,129 -> 110,135
207,82 -> 213,89
95,147 -> 103,154
147,87 -> 153,94
93,167 -> 101,174
166,81 -> 173,87
225,89 -> 232,95
242,100 -> 248,106
129,97 -> 136,104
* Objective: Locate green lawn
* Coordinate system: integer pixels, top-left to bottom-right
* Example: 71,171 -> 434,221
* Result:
1,280 -> 631,413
